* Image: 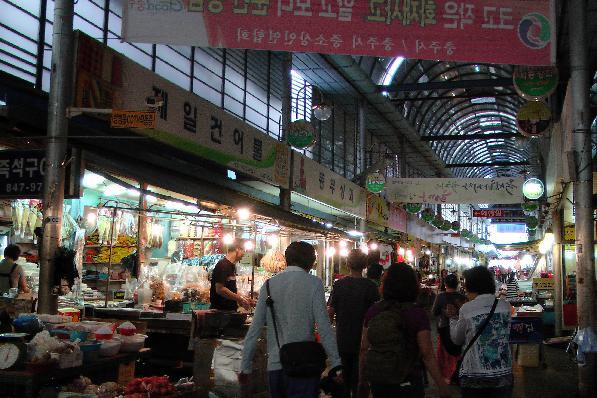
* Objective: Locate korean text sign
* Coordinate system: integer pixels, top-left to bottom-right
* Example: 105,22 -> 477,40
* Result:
73,33 -> 290,188
293,152 -> 366,218
0,150 -> 45,198
123,0 -> 555,66
385,177 -> 524,204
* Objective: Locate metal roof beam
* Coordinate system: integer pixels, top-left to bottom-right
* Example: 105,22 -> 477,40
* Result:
380,78 -> 513,93
421,133 -> 521,141
446,161 -> 530,168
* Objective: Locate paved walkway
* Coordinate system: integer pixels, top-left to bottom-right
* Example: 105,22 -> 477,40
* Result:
425,344 -> 578,398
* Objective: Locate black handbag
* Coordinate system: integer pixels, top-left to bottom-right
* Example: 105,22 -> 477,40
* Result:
265,279 -> 327,378
451,298 -> 499,385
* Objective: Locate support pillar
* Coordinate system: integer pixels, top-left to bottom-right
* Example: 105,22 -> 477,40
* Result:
38,0 -> 74,314
279,52 -> 293,211
552,210 -> 563,337
358,99 -> 367,232
569,0 -> 596,395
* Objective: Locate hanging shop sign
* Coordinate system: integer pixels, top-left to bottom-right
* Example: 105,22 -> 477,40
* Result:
385,177 -> 524,204
366,172 -> 386,193
522,178 -> 545,200
532,278 -> 554,290
0,150 -> 82,199
389,204 -> 408,232
287,120 -> 316,149
0,150 -> 45,199
73,33 -> 290,189
513,66 -> 559,100
510,316 -> 543,344
516,101 -> 552,137
473,209 -> 506,218
564,225 -> 575,241
110,110 -> 157,129
122,1 -> 555,66
292,153 -> 366,218
366,194 -> 389,227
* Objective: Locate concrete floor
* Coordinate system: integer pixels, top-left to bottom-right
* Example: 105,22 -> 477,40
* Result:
424,344 -> 579,398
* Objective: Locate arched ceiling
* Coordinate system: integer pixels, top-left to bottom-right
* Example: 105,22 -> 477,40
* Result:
358,57 -> 541,179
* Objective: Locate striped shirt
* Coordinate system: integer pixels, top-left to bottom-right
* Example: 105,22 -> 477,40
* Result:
506,280 -> 519,301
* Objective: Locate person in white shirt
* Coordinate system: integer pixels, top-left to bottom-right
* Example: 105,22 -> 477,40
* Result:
239,241 -> 342,398
448,266 -> 512,398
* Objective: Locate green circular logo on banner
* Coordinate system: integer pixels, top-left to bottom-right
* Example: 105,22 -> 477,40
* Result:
514,66 -> 559,100
523,178 -> 544,200
287,120 -> 315,149
516,101 -> 552,137
421,208 -> 434,222
366,173 -> 386,193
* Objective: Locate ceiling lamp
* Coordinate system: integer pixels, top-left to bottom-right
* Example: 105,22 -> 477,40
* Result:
312,103 -> 332,121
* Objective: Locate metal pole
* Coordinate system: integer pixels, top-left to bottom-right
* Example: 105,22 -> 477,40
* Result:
552,209 -> 563,337
104,207 -> 117,308
279,52 -> 293,211
136,182 -> 148,277
570,0 -> 596,395
358,100 -> 367,232
38,0 -> 74,314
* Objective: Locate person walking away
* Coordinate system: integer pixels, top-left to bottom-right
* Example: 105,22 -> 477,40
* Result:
328,249 -> 380,397
448,266 -> 512,398
504,272 -> 519,302
359,263 -> 451,398
432,273 -> 466,383
366,262 -> 383,287
439,269 -> 449,292
0,244 -> 30,295
209,241 -> 250,311
239,241 -> 343,398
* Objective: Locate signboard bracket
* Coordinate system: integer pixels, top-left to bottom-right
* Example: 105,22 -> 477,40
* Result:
66,107 -> 113,118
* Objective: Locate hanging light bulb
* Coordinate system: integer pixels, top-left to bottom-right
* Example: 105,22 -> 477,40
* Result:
360,244 -> 369,255
237,208 -> 251,220
339,248 -> 349,257
312,103 -> 333,121
369,242 -> 379,251
326,246 -> 337,258
339,240 -> 348,248
267,234 -> 279,247
243,241 -> 255,251
223,233 -> 235,245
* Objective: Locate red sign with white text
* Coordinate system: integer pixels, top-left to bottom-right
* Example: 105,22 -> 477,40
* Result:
473,209 -> 506,218
123,0 -> 555,66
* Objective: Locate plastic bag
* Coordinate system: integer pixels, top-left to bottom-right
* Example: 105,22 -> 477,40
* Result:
212,339 -> 243,398
573,327 -> 597,365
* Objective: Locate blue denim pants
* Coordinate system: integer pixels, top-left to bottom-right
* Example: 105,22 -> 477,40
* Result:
268,369 -> 320,398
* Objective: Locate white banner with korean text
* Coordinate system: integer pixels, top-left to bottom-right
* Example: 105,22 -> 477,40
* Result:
73,33 -> 290,189
292,153 -> 366,218
386,177 -> 524,204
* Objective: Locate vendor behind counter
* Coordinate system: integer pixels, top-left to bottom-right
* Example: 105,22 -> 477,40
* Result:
209,241 -> 251,311
0,244 -> 30,295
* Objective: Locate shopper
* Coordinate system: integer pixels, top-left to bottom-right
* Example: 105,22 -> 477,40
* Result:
432,273 -> 466,383
359,263 -> 451,398
505,272 -> 519,302
448,266 -> 513,398
328,249 -> 380,397
239,241 -> 343,398
439,269 -> 449,292
0,244 -> 29,294
366,262 -> 383,287
209,241 -> 250,311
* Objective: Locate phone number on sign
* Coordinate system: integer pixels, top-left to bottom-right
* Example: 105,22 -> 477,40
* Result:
5,182 -> 43,193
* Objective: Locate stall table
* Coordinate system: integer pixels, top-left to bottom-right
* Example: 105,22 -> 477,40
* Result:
0,352 -> 143,398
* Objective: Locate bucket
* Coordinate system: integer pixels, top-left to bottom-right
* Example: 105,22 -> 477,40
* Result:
58,308 -> 81,322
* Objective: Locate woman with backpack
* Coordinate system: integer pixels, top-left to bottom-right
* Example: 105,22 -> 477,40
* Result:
432,273 -> 466,383
448,266 -> 512,398
358,263 -> 451,398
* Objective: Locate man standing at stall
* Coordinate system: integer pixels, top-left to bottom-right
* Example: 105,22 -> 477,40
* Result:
210,241 -> 251,311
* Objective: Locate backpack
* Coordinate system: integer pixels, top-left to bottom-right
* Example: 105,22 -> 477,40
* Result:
364,301 -> 419,384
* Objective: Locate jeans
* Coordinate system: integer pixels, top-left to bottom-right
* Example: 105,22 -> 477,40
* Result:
268,369 -> 320,398
340,352 -> 359,397
461,386 -> 513,398
370,377 -> 425,398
